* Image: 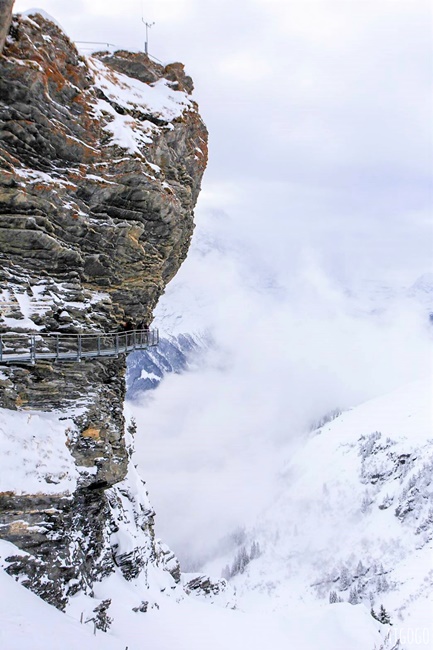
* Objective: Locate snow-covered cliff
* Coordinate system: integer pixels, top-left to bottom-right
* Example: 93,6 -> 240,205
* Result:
0,4 -> 207,617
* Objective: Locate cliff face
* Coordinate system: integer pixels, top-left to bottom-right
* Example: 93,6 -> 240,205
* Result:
0,9 -> 207,612
0,0 -> 13,53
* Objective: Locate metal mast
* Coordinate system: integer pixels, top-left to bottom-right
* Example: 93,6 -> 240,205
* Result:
141,2 -> 155,55
142,20 -> 155,55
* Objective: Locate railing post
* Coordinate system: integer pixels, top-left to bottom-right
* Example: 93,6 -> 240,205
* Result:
97,335 -> 101,356
56,334 -> 59,360
77,334 -> 82,362
115,333 -> 119,355
133,330 -> 136,350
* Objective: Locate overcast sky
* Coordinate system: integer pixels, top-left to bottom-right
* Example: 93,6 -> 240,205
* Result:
13,0 -> 433,565
14,0 -> 432,284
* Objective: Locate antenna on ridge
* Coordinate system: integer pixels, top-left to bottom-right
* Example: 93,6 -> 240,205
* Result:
141,2 -> 155,56
143,20 -> 155,55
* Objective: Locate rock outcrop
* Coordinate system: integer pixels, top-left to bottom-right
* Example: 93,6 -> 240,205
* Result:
0,7 -> 207,612
0,0 -> 13,53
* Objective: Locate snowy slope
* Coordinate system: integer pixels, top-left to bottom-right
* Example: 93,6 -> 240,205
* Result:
0,407 -> 83,495
213,379 -> 433,645
0,550 -> 119,650
0,536 -> 388,650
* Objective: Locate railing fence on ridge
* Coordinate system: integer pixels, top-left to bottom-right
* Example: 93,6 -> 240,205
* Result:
0,328 -> 159,364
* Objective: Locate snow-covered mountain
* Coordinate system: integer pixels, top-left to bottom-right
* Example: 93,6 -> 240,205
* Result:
205,379 -> 433,644
126,333 -> 206,398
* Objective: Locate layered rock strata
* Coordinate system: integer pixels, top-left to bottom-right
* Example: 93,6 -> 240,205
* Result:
0,8 -> 207,610
0,0 -> 13,53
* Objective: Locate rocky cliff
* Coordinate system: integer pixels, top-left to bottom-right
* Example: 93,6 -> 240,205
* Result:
0,6 -> 207,615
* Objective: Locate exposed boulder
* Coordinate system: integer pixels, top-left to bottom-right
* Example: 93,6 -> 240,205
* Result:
184,574 -> 228,598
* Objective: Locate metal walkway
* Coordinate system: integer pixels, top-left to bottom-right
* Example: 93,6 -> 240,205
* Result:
0,328 -> 158,364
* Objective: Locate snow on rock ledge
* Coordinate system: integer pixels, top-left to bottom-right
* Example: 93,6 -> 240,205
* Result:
0,407 -> 81,495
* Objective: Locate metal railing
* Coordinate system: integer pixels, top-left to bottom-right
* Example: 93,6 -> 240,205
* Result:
75,41 -> 116,52
0,328 -> 158,364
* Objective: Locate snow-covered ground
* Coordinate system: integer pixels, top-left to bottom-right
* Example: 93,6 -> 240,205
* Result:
0,560 -> 119,650
0,534 -> 389,650
0,407 -> 83,495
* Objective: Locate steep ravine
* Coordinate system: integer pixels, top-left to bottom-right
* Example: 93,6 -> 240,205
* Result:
0,5 -> 208,614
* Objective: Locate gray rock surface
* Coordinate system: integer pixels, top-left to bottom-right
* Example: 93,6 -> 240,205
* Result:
0,10 -> 207,609
0,0 -> 14,53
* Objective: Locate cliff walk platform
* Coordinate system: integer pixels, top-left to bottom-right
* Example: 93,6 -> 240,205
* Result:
0,328 -> 159,364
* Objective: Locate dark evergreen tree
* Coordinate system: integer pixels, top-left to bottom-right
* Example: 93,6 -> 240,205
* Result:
339,566 -> 351,591
221,564 -> 231,581
250,540 -> 261,560
371,604 -> 392,625
348,586 -> 359,604
329,591 -> 338,604
379,604 -> 391,625
239,545 -> 249,574
377,575 -> 390,593
230,545 -> 252,577
355,560 -> 365,577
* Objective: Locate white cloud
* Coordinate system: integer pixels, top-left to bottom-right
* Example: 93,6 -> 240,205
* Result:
130,206 -> 433,566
